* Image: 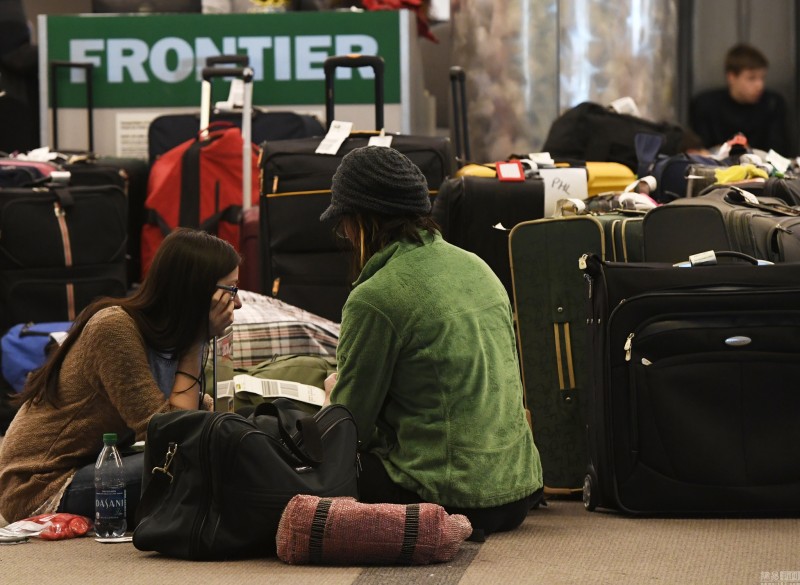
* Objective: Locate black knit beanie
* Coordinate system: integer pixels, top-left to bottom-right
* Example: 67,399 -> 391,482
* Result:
320,146 -> 430,221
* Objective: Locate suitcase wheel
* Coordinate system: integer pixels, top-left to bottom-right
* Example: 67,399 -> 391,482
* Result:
583,473 -> 598,511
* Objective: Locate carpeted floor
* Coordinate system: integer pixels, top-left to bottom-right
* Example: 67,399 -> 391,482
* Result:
2,497 -> 799,585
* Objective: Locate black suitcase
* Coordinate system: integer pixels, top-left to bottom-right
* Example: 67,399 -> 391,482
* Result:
259,54 -> 453,322
147,55 -> 324,167
509,212 -> 643,493
149,110 -> 324,168
432,67 -> 545,300
581,252 -> 800,514
642,186 -> 800,263
50,61 -> 150,285
737,176 -> 800,206
0,184 -> 128,330
0,89 -> 38,154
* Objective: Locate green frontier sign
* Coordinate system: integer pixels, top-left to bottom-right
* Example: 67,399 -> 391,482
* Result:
45,11 -> 402,108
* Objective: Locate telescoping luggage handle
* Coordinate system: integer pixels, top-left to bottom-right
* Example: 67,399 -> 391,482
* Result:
200,65 -> 254,211
50,61 -> 95,152
323,54 -> 385,131
449,66 -> 471,165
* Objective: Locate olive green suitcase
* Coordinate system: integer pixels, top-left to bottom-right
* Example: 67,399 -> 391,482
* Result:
509,212 -> 643,493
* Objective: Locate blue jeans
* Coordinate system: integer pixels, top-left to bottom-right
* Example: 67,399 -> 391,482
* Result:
57,452 -> 144,526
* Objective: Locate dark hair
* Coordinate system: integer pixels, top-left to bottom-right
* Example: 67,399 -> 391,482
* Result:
15,228 -> 241,407
336,212 -> 440,279
725,44 -> 769,74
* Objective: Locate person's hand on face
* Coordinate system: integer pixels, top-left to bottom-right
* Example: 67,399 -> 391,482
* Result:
209,287 -> 235,338
209,268 -> 242,338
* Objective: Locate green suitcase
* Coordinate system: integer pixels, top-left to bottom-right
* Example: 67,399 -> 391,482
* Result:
509,212 -> 643,492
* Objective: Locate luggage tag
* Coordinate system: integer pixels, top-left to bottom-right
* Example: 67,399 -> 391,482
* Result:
368,129 -> 393,148
538,167 -> 589,217
495,160 -> 525,182
315,120 -> 353,155
766,149 -> 791,174
213,327 -> 235,412
214,78 -> 245,111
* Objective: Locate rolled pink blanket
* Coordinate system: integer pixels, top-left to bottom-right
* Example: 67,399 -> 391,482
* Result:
276,495 -> 473,565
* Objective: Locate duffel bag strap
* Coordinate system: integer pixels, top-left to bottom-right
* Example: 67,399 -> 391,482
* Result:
199,205 -> 242,236
135,441 -> 178,526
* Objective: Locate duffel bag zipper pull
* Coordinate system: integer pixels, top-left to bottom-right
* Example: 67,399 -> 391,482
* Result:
624,333 -> 634,361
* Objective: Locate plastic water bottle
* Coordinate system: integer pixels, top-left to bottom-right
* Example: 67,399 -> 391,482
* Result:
94,433 -> 127,538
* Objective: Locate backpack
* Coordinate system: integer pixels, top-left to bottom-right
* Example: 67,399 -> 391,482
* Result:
1,321 -> 72,392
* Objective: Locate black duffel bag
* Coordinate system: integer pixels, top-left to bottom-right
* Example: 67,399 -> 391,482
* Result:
542,101 -> 685,174
133,398 -> 359,560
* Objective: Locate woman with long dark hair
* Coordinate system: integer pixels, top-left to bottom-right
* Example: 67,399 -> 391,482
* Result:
0,228 -> 242,524
321,146 -> 543,540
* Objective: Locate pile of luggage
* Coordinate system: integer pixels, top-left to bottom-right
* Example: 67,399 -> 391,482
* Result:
4,52 -> 800,521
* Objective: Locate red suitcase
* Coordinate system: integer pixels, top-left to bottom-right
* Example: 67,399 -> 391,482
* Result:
141,65 -> 258,277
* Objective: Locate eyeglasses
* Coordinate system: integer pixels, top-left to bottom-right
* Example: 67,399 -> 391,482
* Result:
216,284 -> 239,299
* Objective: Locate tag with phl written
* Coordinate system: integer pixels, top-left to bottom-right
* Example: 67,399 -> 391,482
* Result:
538,168 -> 589,217
315,120 -> 353,155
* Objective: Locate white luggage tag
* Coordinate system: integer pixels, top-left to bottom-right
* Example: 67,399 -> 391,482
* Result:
315,120 -> 353,155
766,149 -> 791,174
526,152 -> 555,166
368,129 -> 393,148
214,78 -> 246,111
538,167 -> 589,217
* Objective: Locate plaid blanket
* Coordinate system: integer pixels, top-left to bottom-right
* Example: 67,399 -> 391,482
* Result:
231,290 -> 340,369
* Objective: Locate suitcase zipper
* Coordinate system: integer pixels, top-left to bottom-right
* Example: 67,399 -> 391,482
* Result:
190,413 -> 230,557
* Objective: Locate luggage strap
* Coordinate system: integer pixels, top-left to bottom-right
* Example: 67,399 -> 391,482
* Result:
726,187 -> 800,217
145,206 -> 241,238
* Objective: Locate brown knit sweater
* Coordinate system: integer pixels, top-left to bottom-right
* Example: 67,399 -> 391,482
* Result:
0,306 -> 181,522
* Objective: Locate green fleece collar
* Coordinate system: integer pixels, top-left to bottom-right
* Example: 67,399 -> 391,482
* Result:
353,230 -> 441,286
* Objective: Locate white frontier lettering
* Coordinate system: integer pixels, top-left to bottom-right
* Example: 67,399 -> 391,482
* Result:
68,34 -> 379,84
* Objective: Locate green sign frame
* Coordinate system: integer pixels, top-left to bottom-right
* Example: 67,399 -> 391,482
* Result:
43,11 -> 402,108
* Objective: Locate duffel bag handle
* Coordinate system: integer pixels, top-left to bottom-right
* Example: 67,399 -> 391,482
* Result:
253,398 -> 324,466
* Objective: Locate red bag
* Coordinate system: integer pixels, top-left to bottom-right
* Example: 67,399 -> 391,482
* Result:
25,513 -> 91,540
141,125 -> 259,276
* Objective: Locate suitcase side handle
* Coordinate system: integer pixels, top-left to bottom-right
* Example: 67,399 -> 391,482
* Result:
50,61 -> 95,152
323,54 -> 385,131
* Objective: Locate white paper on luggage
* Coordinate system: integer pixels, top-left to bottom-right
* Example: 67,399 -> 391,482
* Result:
368,134 -> 393,148
315,120 -> 353,155
538,168 -> 589,217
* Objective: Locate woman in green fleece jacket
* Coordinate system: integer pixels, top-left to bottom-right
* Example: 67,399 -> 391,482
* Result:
320,146 -> 543,539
